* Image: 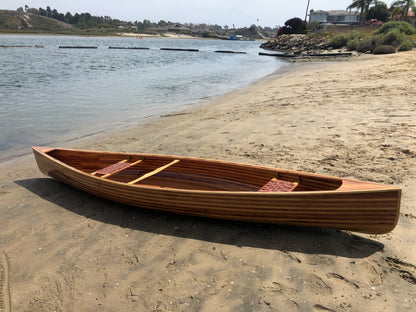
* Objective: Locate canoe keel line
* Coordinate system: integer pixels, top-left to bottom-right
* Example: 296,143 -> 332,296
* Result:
32,147 -> 401,234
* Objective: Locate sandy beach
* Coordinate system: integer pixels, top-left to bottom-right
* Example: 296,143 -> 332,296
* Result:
1,50 -> 416,311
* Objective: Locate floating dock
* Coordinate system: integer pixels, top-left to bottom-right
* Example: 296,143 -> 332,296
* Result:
160,48 -> 199,52
1,45 -> 44,48
214,50 -> 247,54
109,47 -> 150,50
59,46 -> 98,49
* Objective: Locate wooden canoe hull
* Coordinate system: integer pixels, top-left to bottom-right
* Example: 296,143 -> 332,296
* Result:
32,147 -> 401,234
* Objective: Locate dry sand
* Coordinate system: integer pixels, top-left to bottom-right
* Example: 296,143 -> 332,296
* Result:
1,51 -> 416,311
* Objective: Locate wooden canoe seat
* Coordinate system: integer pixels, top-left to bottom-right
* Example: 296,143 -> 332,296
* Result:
258,178 -> 298,192
91,159 -> 142,179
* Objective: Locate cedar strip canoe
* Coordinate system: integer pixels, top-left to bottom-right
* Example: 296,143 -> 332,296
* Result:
32,147 -> 401,234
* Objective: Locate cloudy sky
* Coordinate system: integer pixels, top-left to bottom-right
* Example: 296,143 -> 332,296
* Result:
2,0 -> 395,27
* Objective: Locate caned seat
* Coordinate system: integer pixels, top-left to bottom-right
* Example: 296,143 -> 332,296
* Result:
258,178 -> 298,192
91,159 -> 142,179
93,162 -> 131,176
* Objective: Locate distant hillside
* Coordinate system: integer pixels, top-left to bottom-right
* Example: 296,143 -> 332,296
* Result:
234,25 -> 268,40
0,8 -> 276,38
0,10 -> 78,32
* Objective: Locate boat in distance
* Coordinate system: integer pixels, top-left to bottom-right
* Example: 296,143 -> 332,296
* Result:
32,146 -> 401,234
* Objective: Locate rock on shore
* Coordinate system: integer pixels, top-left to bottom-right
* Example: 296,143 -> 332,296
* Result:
260,34 -> 329,55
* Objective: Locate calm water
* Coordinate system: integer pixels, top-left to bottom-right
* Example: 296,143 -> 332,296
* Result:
0,35 -> 287,162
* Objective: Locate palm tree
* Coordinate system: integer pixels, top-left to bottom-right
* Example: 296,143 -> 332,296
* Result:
347,0 -> 374,24
305,0 -> 311,22
390,0 -> 415,21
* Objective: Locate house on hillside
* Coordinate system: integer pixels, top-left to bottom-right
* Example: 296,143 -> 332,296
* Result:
149,23 -> 192,35
309,10 -> 360,25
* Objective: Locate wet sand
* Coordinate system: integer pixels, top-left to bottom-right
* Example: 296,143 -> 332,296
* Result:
1,51 -> 415,311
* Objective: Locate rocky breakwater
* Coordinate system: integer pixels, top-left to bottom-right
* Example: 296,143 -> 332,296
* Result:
260,34 -> 329,56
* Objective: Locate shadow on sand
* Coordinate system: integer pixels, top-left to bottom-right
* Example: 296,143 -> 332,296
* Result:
16,178 -> 384,258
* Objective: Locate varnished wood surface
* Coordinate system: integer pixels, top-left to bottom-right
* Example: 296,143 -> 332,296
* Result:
32,146 -> 402,234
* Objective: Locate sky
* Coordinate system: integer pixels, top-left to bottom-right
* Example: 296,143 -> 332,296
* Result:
2,0 -> 395,28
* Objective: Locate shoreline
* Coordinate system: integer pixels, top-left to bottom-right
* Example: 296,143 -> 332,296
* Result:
0,31 -> 229,40
1,51 -> 416,311
0,57 -> 292,166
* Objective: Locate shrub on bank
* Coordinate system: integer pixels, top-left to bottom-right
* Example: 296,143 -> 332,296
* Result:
357,39 -> 374,53
371,34 -> 384,48
398,39 -> 415,51
324,24 -> 414,54
328,31 -> 362,48
346,38 -> 359,51
375,21 -> 416,35
328,33 -> 349,48
382,29 -> 407,46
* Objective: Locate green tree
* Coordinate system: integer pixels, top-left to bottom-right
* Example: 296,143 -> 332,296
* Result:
51,9 -> 59,19
38,7 -> 47,16
347,0 -> 374,24
367,1 -> 389,21
65,12 -> 73,23
282,17 -> 307,34
142,19 -> 153,29
390,0 -> 415,21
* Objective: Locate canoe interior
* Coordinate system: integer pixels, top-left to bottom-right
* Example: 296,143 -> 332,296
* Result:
44,148 -> 343,192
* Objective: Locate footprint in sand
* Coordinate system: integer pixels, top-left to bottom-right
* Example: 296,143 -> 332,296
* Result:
326,272 -> 360,289
0,251 -> 11,312
359,260 -> 386,286
386,257 -> 416,285
313,304 -> 337,312
304,273 -> 332,295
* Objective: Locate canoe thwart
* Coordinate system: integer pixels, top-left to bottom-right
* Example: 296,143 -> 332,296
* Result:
259,178 -> 299,192
128,159 -> 180,184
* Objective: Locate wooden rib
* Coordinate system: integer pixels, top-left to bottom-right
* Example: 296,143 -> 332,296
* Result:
91,159 -> 128,176
128,159 -> 180,184
101,159 -> 143,179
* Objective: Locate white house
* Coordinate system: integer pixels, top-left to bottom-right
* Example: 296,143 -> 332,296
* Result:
309,10 -> 328,23
309,10 -> 360,25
